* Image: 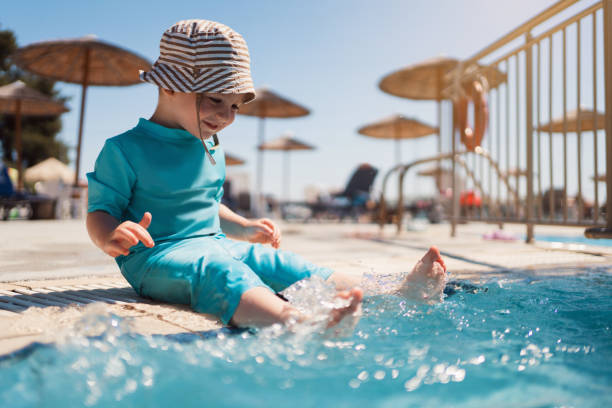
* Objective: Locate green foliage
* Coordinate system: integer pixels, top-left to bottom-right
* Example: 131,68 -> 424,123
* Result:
0,24 -> 70,168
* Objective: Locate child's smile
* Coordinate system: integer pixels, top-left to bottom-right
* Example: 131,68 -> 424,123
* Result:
151,90 -> 249,141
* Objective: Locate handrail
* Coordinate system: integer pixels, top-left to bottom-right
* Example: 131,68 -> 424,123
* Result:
377,148 -> 521,232
389,148 -> 520,233
490,2 -> 603,66
377,151 -> 465,230
465,0 -> 580,65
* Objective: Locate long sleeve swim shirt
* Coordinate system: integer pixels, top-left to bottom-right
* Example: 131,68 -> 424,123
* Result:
87,118 -> 225,253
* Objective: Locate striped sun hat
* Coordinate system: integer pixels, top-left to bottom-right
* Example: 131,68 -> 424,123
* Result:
140,19 -> 255,103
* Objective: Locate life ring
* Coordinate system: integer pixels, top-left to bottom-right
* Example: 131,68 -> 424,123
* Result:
453,80 -> 488,151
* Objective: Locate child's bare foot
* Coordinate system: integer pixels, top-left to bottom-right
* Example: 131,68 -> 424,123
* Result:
396,246 -> 447,303
327,287 -> 363,328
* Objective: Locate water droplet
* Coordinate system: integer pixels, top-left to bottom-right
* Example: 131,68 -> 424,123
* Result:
357,371 -> 369,381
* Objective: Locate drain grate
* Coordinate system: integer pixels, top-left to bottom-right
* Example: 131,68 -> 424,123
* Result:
0,283 -> 141,314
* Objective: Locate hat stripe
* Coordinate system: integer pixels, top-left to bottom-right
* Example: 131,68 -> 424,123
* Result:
160,43 -> 249,57
209,79 -> 253,94
152,68 -> 185,92
196,70 -> 236,90
159,45 -> 250,62
160,44 -> 249,59
162,36 -> 249,50
165,27 -> 237,39
198,70 -> 252,88
158,55 -> 251,71
148,70 -> 177,92
161,37 -> 249,54
165,25 -> 242,40
158,52 -> 250,65
194,68 -> 231,86
156,64 -> 190,92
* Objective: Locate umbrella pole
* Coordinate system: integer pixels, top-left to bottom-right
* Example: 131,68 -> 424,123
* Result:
394,120 -> 401,166
74,48 -> 90,188
15,100 -> 23,191
437,100 -> 442,193
451,103 -> 458,237
283,151 -> 290,201
395,137 -> 401,165
255,116 -> 266,216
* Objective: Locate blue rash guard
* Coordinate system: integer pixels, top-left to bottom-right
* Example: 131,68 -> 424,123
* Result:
87,118 -> 332,324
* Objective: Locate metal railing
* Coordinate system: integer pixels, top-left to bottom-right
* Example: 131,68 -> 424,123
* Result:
379,0 -> 611,241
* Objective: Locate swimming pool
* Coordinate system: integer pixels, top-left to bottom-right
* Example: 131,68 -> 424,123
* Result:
535,234 -> 612,247
2,269 -> 611,408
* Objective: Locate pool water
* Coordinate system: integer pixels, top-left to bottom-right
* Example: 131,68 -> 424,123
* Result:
535,234 -> 612,247
2,270 -> 611,408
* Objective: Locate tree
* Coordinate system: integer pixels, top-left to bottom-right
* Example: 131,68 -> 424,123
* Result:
0,25 -> 70,171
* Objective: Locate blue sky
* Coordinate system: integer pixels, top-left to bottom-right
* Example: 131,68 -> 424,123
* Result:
2,0 -> 603,202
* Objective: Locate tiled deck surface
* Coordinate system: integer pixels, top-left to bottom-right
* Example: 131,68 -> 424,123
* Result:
1,219 -> 610,355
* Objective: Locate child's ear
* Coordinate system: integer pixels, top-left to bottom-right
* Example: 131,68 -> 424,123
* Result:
160,87 -> 175,97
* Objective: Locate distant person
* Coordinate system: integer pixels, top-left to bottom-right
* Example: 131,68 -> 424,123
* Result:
86,19 -> 447,331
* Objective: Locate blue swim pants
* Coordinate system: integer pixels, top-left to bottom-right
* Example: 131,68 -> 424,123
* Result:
117,234 -> 333,324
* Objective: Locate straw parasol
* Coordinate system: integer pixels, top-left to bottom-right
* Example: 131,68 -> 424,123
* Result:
537,108 -> 605,133
12,35 -> 151,187
225,152 -> 246,166
24,157 -> 75,184
258,132 -> 315,201
357,114 -> 437,165
379,57 -> 506,101
237,87 -> 310,213
0,80 -> 69,190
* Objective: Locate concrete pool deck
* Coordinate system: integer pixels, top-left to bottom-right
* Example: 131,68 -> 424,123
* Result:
1,219 -> 611,355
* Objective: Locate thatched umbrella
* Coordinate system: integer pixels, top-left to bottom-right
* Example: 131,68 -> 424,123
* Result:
225,152 -> 246,166
12,35 -> 151,187
357,114 -> 437,165
258,132 -> 315,200
537,108 -> 605,133
237,87 -> 310,213
0,80 -> 69,190
24,157 -> 75,184
538,107 -> 606,218
379,57 -> 506,101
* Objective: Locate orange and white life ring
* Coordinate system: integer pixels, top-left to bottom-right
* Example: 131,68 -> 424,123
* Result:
453,80 -> 488,151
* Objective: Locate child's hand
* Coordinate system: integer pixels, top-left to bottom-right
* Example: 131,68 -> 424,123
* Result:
245,218 -> 281,249
103,212 -> 155,257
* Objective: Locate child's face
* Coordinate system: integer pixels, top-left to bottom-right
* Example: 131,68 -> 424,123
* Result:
164,91 -> 247,138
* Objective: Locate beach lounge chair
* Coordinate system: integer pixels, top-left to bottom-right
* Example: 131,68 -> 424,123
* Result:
0,163 -> 56,220
281,164 -> 378,221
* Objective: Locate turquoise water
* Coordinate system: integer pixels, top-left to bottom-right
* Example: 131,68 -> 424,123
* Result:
2,270 -> 611,408
535,235 -> 612,247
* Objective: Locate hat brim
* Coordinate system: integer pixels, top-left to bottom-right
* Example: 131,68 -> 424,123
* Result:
139,67 -> 256,104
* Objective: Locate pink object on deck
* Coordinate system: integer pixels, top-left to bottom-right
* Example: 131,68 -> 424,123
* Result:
482,229 -> 518,241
